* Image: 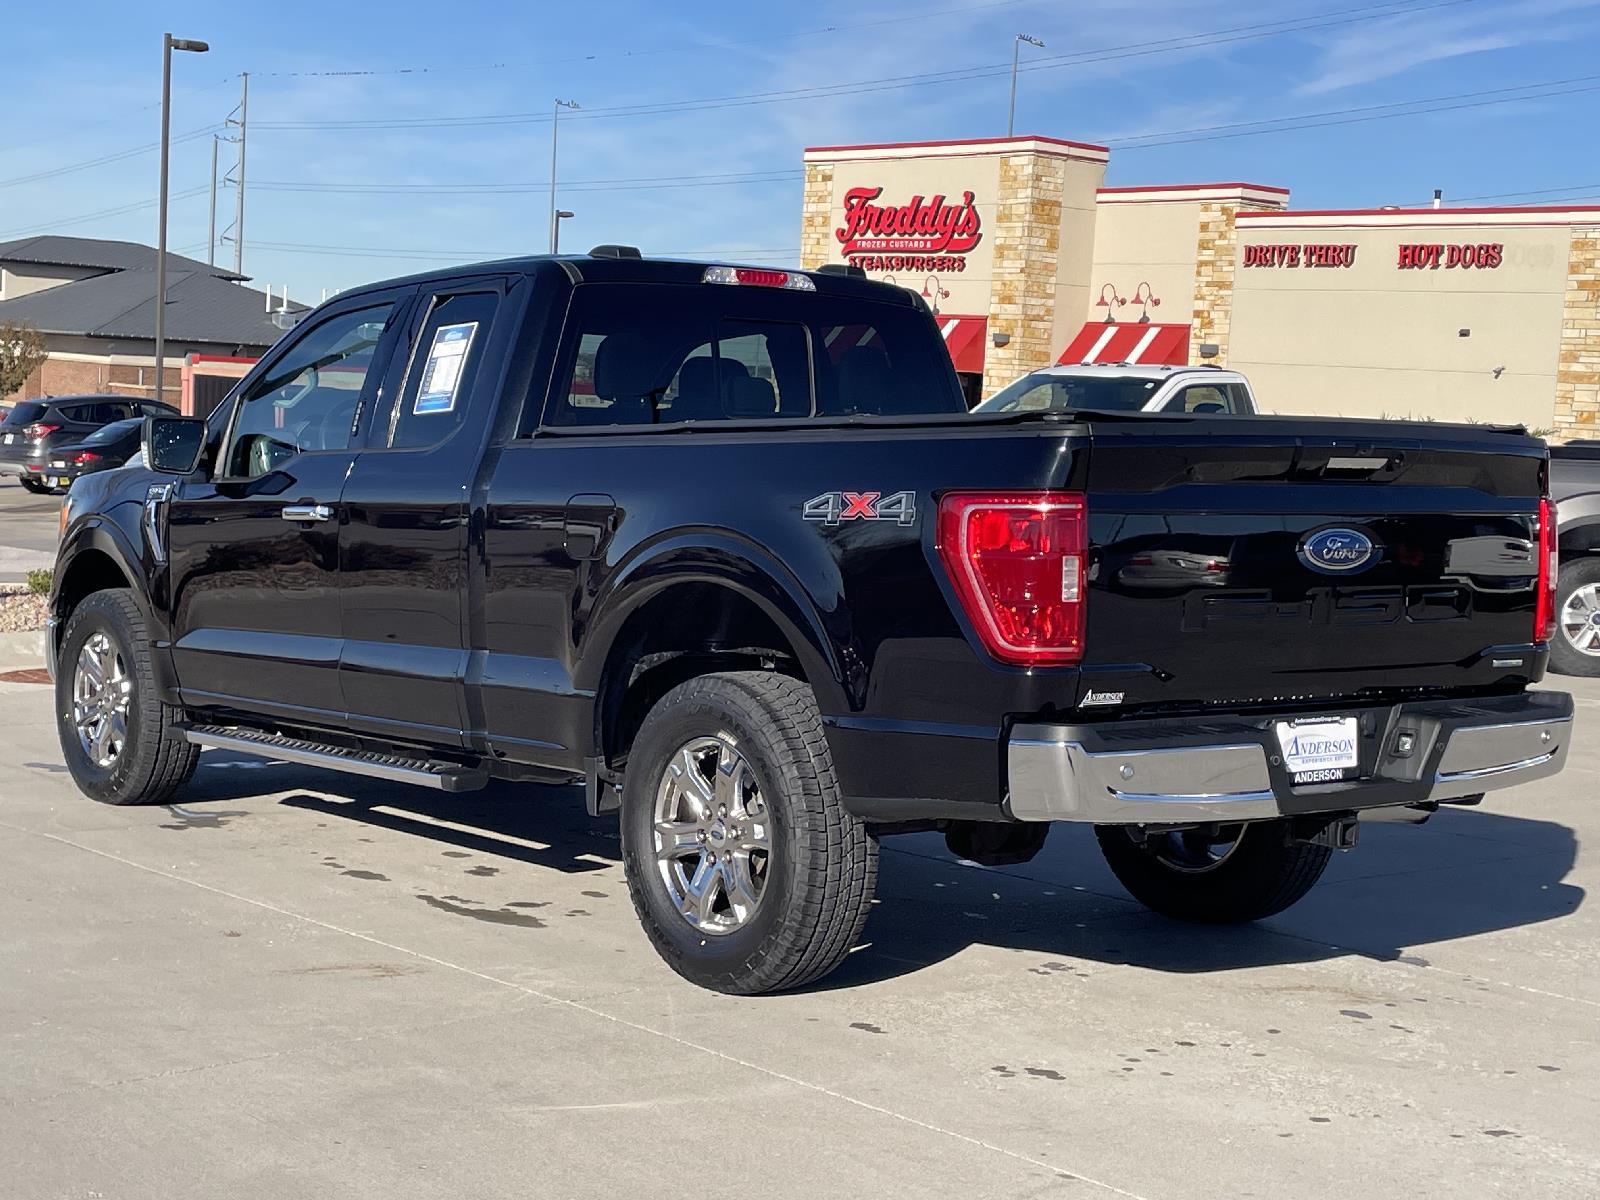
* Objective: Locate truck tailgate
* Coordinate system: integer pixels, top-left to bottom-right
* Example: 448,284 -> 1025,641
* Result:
1079,420 -> 1550,710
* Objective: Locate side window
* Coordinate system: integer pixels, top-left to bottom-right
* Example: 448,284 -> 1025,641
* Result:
91,401 -> 132,423
386,291 -> 500,450
549,287 -> 714,428
223,303 -> 393,478
1174,384 -> 1235,414
56,405 -> 90,424
1226,383 -> 1254,412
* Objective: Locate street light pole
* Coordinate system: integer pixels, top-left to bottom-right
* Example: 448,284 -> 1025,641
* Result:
553,210 -> 575,254
155,32 -> 209,408
1007,34 -> 1045,138
549,99 -> 579,253
207,134 -> 219,266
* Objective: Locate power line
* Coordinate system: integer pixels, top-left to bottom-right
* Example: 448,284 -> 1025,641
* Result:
249,170 -> 802,196
254,0 -> 1479,132
250,0 -> 1029,77
247,239 -> 800,262
0,124 -> 222,189
0,185 -> 210,240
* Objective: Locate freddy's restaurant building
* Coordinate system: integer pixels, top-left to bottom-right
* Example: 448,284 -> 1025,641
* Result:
799,135 -> 1599,439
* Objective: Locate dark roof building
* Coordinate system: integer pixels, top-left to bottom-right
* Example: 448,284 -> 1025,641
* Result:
0,234 -> 307,403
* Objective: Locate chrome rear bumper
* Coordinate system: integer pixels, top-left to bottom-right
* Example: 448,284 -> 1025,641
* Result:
1007,690 -> 1573,825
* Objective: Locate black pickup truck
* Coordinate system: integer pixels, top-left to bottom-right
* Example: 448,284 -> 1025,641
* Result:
50,250 -> 1574,993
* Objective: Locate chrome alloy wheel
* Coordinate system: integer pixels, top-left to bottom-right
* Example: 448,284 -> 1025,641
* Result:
72,632 -> 131,769
1560,582 -> 1600,658
653,734 -> 772,935
1136,825 -> 1246,874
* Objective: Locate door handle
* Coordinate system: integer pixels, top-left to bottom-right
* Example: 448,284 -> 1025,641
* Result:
281,503 -> 333,523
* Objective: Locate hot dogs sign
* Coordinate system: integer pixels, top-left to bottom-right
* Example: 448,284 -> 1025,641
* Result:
835,185 -> 983,273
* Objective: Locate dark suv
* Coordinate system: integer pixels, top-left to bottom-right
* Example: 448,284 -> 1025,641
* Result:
1,395 -> 177,493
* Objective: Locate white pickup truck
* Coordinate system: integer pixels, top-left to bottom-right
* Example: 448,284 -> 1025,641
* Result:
975,363 -> 1258,415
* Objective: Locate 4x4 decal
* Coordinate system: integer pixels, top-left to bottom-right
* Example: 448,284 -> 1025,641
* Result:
803,490 -> 917,526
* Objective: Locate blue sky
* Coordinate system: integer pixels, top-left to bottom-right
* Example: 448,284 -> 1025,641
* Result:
3,0 -> 1597,299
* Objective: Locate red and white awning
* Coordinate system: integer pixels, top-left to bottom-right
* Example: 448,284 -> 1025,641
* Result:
937,314 -> 987,375
1058,321 -> 1190,366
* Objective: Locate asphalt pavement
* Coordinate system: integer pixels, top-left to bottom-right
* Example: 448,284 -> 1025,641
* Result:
0,477 -> 61,582
1,671 -> 1596,1199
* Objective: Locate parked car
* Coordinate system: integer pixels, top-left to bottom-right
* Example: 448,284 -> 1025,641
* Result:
0,395 -> 177,493
974,363 -> 1258,415
24,417 -> 146,492
1552,441 -> 1600,676
50,251 -> 1571,994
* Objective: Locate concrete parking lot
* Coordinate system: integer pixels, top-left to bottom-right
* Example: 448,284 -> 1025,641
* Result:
0,477 -> 61,583
1,670 -> 1596,1199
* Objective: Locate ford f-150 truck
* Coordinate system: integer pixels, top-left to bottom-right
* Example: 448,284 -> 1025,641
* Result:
50,250 -> 1574,993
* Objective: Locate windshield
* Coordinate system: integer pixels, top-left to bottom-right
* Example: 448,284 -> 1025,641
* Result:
2,401 -> 48,426
975,373 -> 1160,414
79,418 -> 143,446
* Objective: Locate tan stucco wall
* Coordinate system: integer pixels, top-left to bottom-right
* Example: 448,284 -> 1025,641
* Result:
1228,223 -> 1572,427
1086,200 -> 1204,326
0,263 -> 104,301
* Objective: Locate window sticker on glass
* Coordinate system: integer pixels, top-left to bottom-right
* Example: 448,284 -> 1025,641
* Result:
414,322 -> 478,414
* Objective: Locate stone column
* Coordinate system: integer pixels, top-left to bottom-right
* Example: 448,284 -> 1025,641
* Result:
1553,226 -> 1600,440
981,153 -> 1066,397
799,162 -> 835,271
1189,200 -> 1276,366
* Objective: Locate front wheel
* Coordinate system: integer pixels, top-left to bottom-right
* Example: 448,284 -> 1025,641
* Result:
620,671 -> 878,994
56,590 -> 199,805
1095,821 -> 1331,923
1550,558 -> 1600,677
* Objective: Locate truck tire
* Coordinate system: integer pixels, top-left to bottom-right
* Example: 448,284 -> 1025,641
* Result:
1549,558 -> 1600,677
1094,821 -> 1331,923
620,670 -> 878,994
55,589 -> 199,806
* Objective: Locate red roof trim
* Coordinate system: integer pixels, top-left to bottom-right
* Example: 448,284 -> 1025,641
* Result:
1238,204 -> 1600,218
1098,182 -> 1289,195
805,134 -> 1109,154
185,354 -> 258,364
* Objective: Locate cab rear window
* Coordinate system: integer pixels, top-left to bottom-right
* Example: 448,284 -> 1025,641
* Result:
540,282 -> 964,430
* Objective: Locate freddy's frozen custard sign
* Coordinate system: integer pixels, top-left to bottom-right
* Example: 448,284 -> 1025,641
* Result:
835,186 -> 982,273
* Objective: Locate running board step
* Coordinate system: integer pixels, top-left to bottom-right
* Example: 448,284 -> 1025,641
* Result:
183,725 -> 488,792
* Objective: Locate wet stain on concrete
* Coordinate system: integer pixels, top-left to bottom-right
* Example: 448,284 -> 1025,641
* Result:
159,805 -> 246,830
341,869 -> 389,881
507,901 -> 551,909
22,761 -> 67,774
1309,1117 -> 1332,1124
1024,1068 -> 1064,1081
565,909 -> 591,917
990,1066 -> 1016,1078
581,890 -> 608,899
849,1022 -> 886,1035
1482,1129 -> 1521,1139
1397,954 -> 1430,967
1538,1065 -> 1562,1072
1174,1040 -> 1197,1047
1340,1009 -> 1373,1020
222,930 -> 241,938
283,963 -> 420,979
465,866 -> 499,877
441,851 -> 471,859
415,893 -> 546,927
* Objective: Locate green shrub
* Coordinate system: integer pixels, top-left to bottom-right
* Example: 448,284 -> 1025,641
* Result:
25,568 -> 52,596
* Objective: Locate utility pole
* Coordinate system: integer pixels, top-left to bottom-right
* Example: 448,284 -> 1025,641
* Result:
1007,34 -> 1045,138
155,31 -> 209,407
232,72 -> 248,275
207,134 -> 219,265
549,99 -> 579,253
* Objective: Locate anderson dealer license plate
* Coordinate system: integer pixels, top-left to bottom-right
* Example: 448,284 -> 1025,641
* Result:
1275,717 -> 1360,784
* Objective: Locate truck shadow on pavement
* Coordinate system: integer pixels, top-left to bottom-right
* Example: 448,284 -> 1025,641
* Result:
178,753 -> 1584,985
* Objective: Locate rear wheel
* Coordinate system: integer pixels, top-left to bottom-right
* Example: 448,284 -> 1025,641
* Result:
1095,820 -> 1331,923
1550,558 -> 1600,678
56,590 -> 199,805
620,671 -> 877,994
18,477 -> 48,494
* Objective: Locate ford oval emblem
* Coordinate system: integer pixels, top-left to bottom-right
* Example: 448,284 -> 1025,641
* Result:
1299,527 -> 1379,574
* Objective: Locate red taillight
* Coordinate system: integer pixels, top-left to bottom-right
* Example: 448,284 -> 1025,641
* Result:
23,423 -> 60,440
1535,497 -> 1558,642
937,491 -> 1087,667
73,451 -> 102,464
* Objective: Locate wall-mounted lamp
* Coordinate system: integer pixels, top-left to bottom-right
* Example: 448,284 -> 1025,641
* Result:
1198,342 -> 1220,359
992,331 -> 1011,348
